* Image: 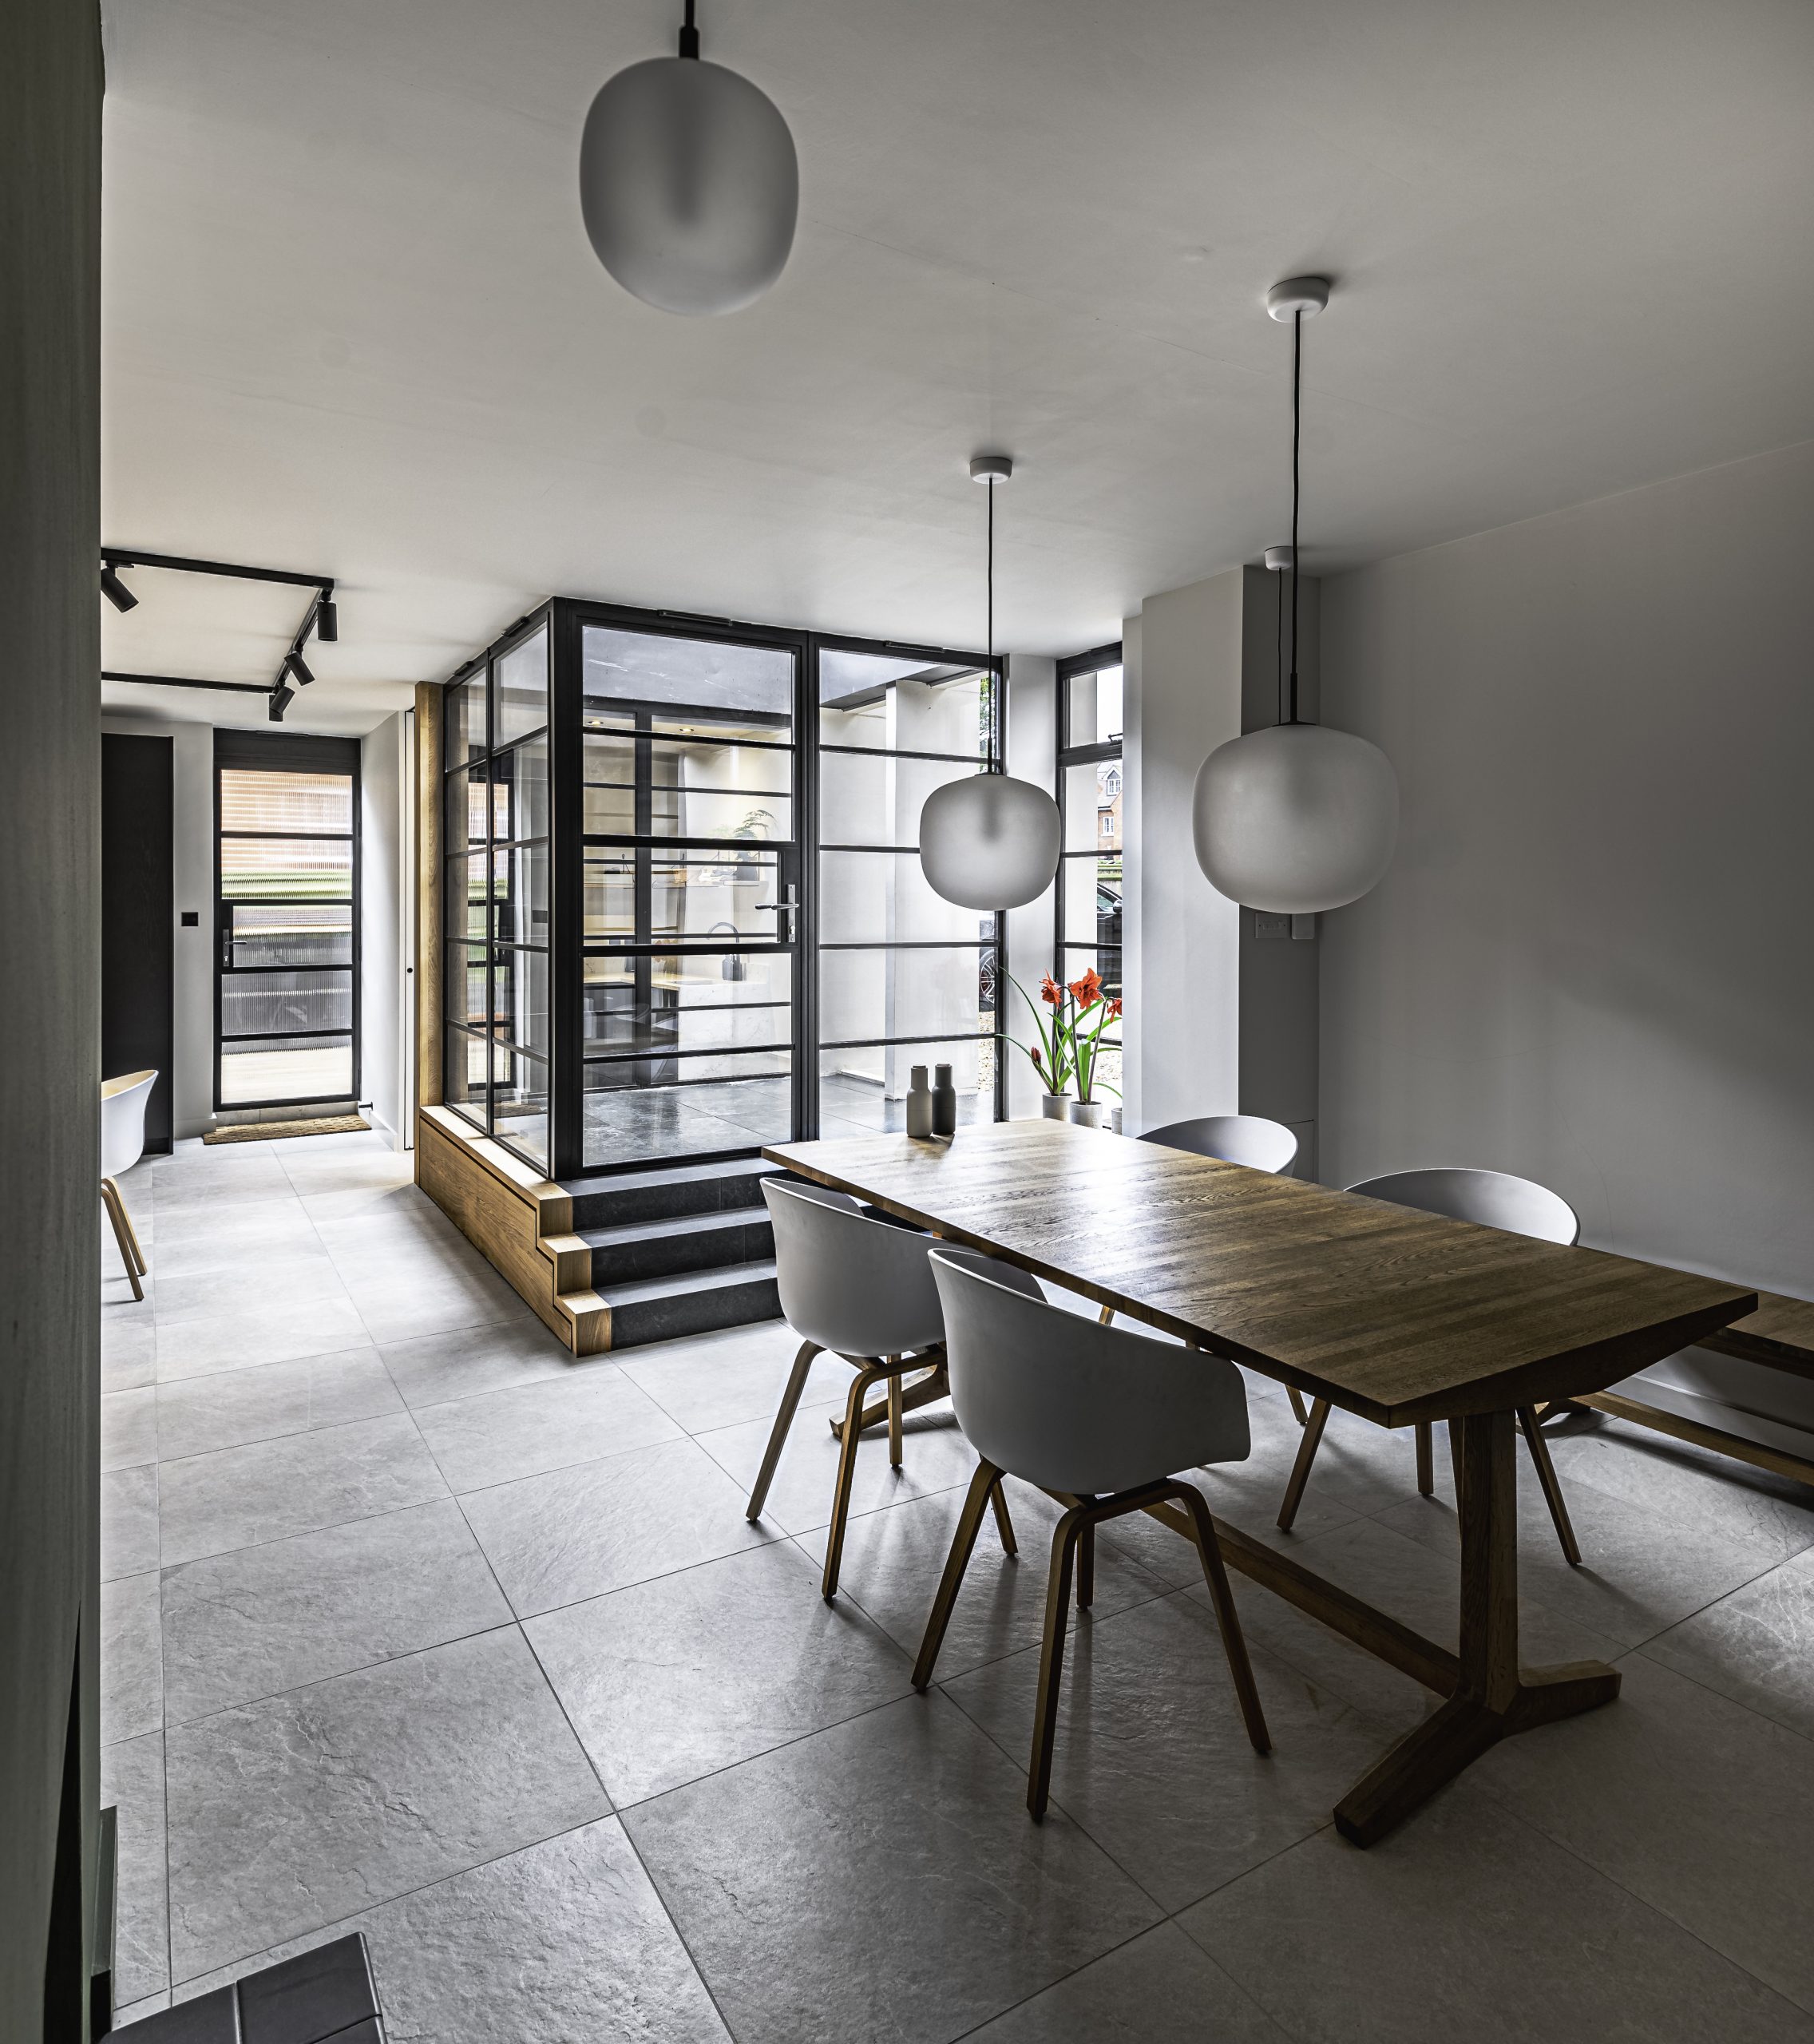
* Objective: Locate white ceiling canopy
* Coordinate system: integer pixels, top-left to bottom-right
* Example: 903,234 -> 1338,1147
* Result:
100,0 -> 1814,731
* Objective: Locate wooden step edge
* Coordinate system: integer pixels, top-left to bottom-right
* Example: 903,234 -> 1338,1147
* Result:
556,1287 -> 612,1357
419,1105 -> 572,1232
539,1230 -> 595,1296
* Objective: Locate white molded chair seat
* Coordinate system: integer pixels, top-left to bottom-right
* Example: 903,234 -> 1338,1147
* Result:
915,1245 -> 1270,1818
1139,1113 -> 1300,1176
1277,1167 -> 1585,1564
100,1070 -> 156,1301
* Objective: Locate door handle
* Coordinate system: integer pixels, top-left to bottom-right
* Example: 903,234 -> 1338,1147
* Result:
755,883 -> 798,941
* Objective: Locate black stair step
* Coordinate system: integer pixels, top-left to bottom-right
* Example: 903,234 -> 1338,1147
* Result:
565,1156 -> 783,1230
600,1258 -> 781,1349
582,1204 -> 774,1285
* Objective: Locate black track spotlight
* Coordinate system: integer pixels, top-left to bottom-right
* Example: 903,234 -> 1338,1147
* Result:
283,649 -> 315,687
268,681 -> 295,723
315,596 -> 338,643
100,561 -> 138,612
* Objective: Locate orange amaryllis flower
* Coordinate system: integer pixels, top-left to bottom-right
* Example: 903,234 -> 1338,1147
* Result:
1040,973 -> 1063,1006
1106,996 -> 1123,1021
1067,965 -> 1103,1009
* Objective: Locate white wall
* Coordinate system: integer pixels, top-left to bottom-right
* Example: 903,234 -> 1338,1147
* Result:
1318,438 -> 1814,1294
360,712 -> 406,1147
1123,572 -> 1245,1132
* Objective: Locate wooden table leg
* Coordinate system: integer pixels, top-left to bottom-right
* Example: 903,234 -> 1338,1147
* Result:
1332,1409 -> 1619,1847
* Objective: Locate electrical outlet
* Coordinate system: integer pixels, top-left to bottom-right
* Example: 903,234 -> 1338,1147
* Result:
1254,911 -> 1290,940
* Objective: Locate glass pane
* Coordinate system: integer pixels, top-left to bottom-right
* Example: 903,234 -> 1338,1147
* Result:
220,1034 -> 352,1106
493,842 -> 549,948
581,626 -> 794,727
1063,758 -> 1123,854
583,731 -> 792,841
1062,943 -> 1123,1007
1066,664 -> 1123,748
450,943 -> 489,1026
818,947 -> 986,1047
443,1024 -> 487,1117
818,1038 -> 996,1138
819,660 -> 991,756
446,766 -> 489,852
221,969 -> 352,1037
1063,856 -> 1123,956
491,1046 -> 549,1168
584,1050 -> 794,1169
820,751 -> 981,849
818,849 -> 988,947
493,735 -> 549,844
230,902 -> 351,968
584,848 -> 782,947
448,669 -> 487,768
492,945 -> 549,1055
220,769 -> 352,834
446,854 -> 488,942
582,950 -> 791,1056
221,836 -> 351,901
495,625 -> 549,748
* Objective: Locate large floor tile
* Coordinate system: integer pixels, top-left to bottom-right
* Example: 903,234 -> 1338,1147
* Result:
103,1571 -> 163,1745
413,1366 -> 683,1494
160,1499 -> 512,1725
101,1730 -> 169,2007
626,1693 -> 1161,2044
164,1626 -> 608,1981
103,1317 -> 158,1394
338,1260 -> 535,1347
157,1412 -> 448,1567
298,1180 -> 441,1226
1474,1650 -> 1814,2013
102,1387 -> 159,1471
150,1254 -> 353,1329
1642,1545 -> 1814,1740
378,1317 -> 576,1408
529,1539 -> 913,1806
967,1921 -> 1289,2043
148,1197 -> 328,1277
617,1320 -> 850,1435
154,1294 -> 374,1382
945,1589 -> 1418,1912
1180,1781 -> 1814,2044
461,1435 -> 775,1617
102,1464 -> 160,1581
153,1347 -> 398,1462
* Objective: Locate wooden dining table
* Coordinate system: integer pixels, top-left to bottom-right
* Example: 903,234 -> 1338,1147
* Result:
764,1118 -> 1756,1845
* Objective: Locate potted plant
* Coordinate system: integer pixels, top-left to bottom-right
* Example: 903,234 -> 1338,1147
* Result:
1006,973 -> 1074,1116
1063,966 -> 1122,1128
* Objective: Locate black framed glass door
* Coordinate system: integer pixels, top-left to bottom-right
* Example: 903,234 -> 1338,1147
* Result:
214,729 -> 360,1112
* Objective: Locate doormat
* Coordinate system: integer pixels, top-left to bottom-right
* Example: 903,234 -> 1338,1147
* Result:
203,1114 -> 370,1145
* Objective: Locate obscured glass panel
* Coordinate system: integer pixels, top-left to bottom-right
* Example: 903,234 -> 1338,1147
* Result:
1063,758 -> 1123,854
582,950 -> 791,1057
819,658 -> 991,757
220,836 -> 351,901
230,902 -> 351,968
1066,664 -> 1123,748
818,849 -> 987,947
819,751 -> 979,848
221,971 -> 353,1037
446,766 -> 488,852
448,670 -> 487,767
581,625 -> 794,726
495,625 -> 549,748
818,1039 -> 996,1138
493,842 -> 549,949
493,734 -> 549,843
220,1035 -> 353,1106
446,854 -> 488,942
818,948 -> 985,1048
220,769 -> 352,834
450,944 -> 489,1026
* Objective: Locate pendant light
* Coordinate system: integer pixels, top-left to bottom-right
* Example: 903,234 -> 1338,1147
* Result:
1192,279 -> 1399,914
919,457 -> 1062,913
579,1 -> 798,317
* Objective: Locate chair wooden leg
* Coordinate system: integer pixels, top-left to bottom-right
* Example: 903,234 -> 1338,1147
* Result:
1172,1483 -> 1270,1754
746,1341 -> 822,1523
1286,1386 -> 1309,1426
104,1178 -> 148,1276
101,1182 -> 144,1301
1028,1508 -> 1085,1820
829,1357 -> 946,1440
1076,1523 -> 1095,1612
1415,1421 -> 1434,1497
1518,1405 -> 1582,1567
822,1362 -> 888,1601
887,1365 -> 905,1468
1098,1305 -> 1115,1325
912,1459 -> 1002,1689
1276,1397 -> 1330,1531
988,1476 -> 1018,1557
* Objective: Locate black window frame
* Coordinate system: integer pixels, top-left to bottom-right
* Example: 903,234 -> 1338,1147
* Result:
1054,641 -> 1123,1044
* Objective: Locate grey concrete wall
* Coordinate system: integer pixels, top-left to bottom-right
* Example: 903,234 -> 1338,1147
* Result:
0,0 -> 104,2030
1318,438 -> 1814,1293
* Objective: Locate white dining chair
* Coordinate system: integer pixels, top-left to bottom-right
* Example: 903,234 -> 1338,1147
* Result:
1275,1167 -> 1584,1564
748,1176 -> 1040,1600
914,1244 -> 1270,1819
101,1070 -> 157,1301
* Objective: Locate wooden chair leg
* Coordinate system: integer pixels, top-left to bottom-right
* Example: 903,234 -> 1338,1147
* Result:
887,1365 -> 905,1468
1286,1386 -> 1309,1426
1519,1405 -> 1582,1567
822,1362 -> 887,1601
1076,1523 -> 1095,1612
1098,1305 -> 1115,1325
1028,1508 -> 1086,1820
988,1476 -> 1018,1557
829,1357 -> 946,1440
1276,1397 -> 1330,1531
912,1459 -> 1002,1689
104,1178 -> 148,1276
1415,1421 -> 1434,1496
1171,1483 -> 1270,1754
101,1182 -> 144,1301
746,1341 -> 822,1523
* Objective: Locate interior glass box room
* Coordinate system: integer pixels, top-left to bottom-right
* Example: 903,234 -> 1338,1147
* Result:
441,599 -> 1007,1179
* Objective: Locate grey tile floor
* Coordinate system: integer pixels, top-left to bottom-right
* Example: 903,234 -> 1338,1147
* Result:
99,1132 -> 1814,2038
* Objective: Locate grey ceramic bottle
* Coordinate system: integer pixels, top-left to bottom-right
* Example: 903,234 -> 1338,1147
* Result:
905,1064 -> 934,1139
931,1062 -> 957,1139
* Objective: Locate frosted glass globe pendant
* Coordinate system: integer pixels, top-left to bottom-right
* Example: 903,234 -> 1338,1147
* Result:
1192,279 -> 1399,914
579,0 -> 798,316
919,457 -> 1063,912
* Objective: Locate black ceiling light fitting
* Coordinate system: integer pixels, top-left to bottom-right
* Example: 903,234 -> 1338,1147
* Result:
268,680 -> 295,723
99,549 -> 339,709
283,649 -> 315,687
315,596 -> 339,643
99,561 -> 139,612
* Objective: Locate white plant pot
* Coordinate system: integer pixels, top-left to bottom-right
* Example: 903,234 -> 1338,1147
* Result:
1067,1099 -> 1111,1129
1040,1094 -> 1071,1120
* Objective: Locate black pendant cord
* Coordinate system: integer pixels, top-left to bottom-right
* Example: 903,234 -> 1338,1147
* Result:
679,0 -> 699,58
986,476 -> 995,671
1276,550 -> 1285,727
1288,307 -> 1302,725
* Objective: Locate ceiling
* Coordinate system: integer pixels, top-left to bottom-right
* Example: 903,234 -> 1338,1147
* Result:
100,0 -> 1814,733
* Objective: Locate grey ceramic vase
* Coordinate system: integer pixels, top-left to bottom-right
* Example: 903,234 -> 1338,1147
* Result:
931,1064 -> 957,1139
905,1065 -> 934,1139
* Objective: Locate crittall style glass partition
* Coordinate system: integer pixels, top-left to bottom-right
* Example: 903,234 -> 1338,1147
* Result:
440,601 -> 1004,1178
1055,643 -> 1123,1097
